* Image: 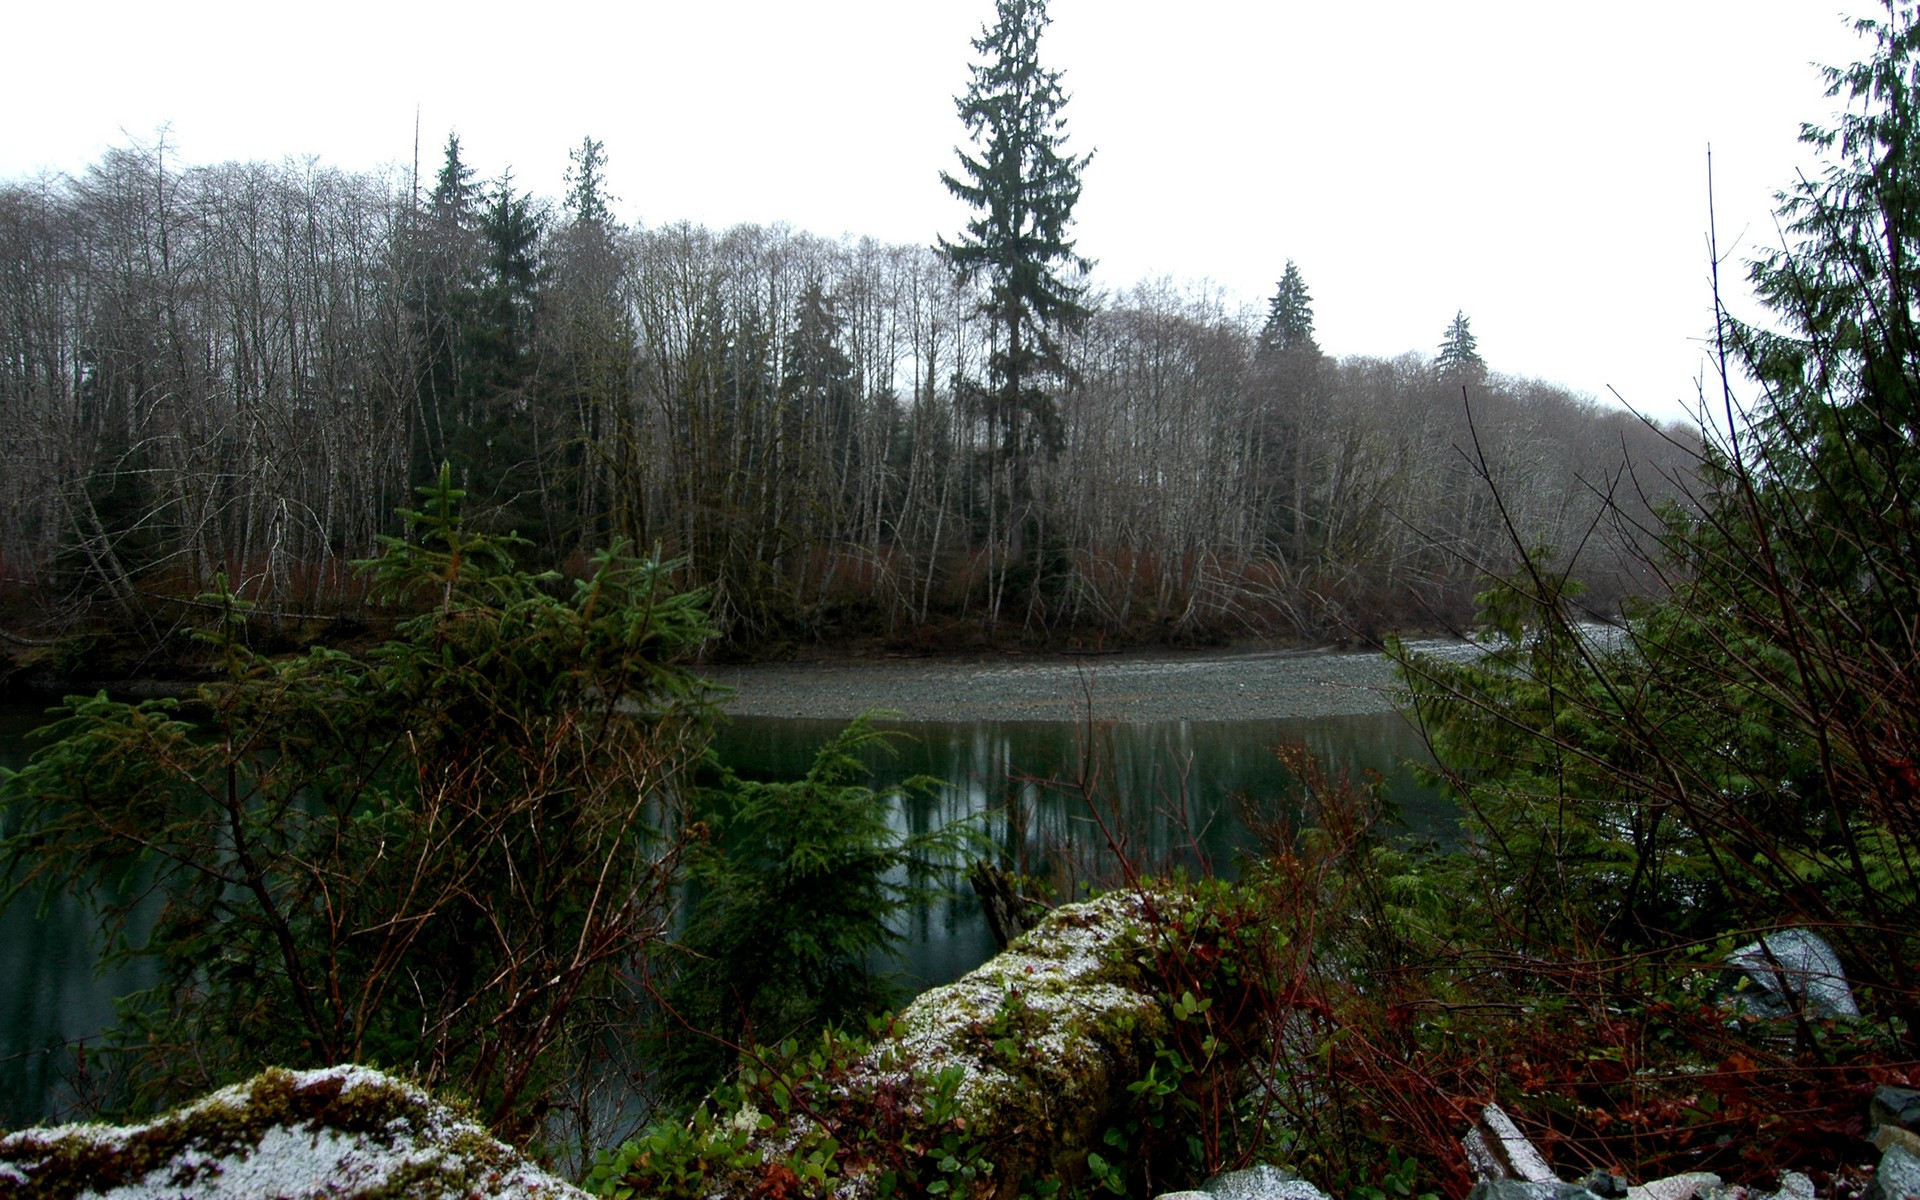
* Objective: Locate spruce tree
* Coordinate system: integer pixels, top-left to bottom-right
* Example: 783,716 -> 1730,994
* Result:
408,134 -> 485,488
1436,310 -> 1485,382
940,0 -> 1090,442
1259,260 -> 1317,356
939,0 -> 1091,622
457,171 -> 547,538
1254,260 -> 1326,562
563,135 -> 614,230
431,133 -> 480,229
553,135 -> 631,549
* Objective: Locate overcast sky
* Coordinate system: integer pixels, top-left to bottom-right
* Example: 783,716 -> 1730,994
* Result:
0,2 -> 1870,422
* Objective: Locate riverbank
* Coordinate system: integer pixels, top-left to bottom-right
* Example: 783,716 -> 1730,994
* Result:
2,634 -> 1487,725
701,635 -> 1483,723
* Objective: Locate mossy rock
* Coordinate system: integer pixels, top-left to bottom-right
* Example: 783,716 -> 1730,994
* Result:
878,891 -> 1171,1196
0,1065 -> 587,1199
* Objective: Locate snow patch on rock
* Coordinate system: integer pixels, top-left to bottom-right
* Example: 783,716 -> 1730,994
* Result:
0,1064 -> 586,1200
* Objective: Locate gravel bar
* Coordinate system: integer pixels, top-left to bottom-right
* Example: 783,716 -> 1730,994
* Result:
701,636 -> 1483,724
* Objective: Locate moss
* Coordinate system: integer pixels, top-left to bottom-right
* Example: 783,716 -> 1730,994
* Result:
868,893 -> 1172,1195
0,1065 -> 578,1200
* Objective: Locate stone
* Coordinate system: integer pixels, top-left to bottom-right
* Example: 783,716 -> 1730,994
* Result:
872,891 -> 1169,1191
0,1064 -> 587,1199
1723,929 -> 1859,1020
1773,1172 -> 1816,1200
640,891 -> 1174,1200
1201,1164 -> 1332,1200
1462,1103 -> 1558,1183
1875,1087 -> 1920,1134
1627,1172 -> 1724,1200
592,890 -> 1217,1200
1467,1182 -> 1604,1200
1871,1143 -> 1920,1200
1877,1127 -> 1920,1158
1582,1170 -> 1630,1199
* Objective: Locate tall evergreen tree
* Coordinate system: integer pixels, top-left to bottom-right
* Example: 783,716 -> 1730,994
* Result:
1436,310 -> 1485,382
1259,260 -> 1317,356
431,133 -> 480,230
408,133 -> 486,487
782,283 -> 857,455
940,0 -> 1090,442
552,135 -> 632,549
939,0 -> 1091,622
563,136 -> 614,231
1253,260 -> 1326,562
446,171 -> 548,541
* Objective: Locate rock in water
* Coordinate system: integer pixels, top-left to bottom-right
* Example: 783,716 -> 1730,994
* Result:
1723,929 -> 1859,1020
0,1065 -> 586,1200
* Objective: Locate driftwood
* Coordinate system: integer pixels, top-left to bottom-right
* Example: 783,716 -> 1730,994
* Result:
968,860 -> 1038,950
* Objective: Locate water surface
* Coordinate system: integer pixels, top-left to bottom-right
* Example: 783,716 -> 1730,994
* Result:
0,693 -> 1445,1127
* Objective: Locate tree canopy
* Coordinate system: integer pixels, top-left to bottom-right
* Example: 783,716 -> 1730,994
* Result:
1258,260 -> 1317,356
1435,309 -> 1484,382
939,0 -> 1092,400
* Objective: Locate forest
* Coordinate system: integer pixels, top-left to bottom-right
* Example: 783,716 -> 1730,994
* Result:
0,133 -> 1693,660
15,0 -> 1920,1196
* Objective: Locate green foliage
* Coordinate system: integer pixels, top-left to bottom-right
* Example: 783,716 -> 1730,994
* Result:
1391,571 -> 1732,949
939,0 -> 1091,626
0,468 -> 716,1135
1394,2 -> 1920,1019
1258,261 -> 1317,356
586,1024 -> 995,1200
564,136 -> 615,228
1348,1149 -> 1439,1200
939,0 -> 1092,398
661,718 -> 980,1097
1345,5 -> 1920,1184
1435,310 -> 1483,382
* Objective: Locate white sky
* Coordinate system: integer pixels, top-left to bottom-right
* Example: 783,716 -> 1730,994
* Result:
0,2 -> 1871,423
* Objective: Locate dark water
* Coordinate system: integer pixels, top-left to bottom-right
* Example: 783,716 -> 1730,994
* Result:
0,698 -> 161,1128
0,696 -> 1444,1128
709,710 -> 1447,992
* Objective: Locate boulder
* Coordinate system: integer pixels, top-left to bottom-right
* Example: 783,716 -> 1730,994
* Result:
1467,1182 -> 1606,1200
873,891 -> 1169,1194
1875,1087 -> 1920,1135
1876,1127 -> 1920,1158
1627,1172 -> 1725,1200
1772,1173 -> 1816,1200
1199,1164 -> 1332,1200
1870,1143 -> 1920,1200
1723,929 -> 1858,1020
0,1064 -> 585,1199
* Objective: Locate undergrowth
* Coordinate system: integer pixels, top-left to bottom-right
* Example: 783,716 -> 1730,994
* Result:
586,741 -> 1918,1200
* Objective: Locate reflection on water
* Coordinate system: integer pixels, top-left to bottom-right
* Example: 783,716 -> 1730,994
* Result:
0,697 -> 1445,1128
710,711 -> 1446,994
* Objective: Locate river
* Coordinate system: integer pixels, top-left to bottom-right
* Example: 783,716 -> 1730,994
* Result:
0,641 -> 1455,1127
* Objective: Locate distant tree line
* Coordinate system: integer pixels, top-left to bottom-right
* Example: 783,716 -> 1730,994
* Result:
0,135 -> 1697,654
